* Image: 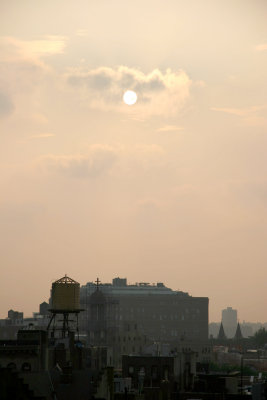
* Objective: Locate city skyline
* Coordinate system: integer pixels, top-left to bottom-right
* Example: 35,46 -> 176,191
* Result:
2,275 -> 267,325
1,0 -> 267,322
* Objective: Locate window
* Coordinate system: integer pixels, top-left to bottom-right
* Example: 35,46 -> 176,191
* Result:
129,366 -> 134,374
21,362 -> 31,372
7,362 -> 16,370
151,365 -> 158,379
140,366 -> 145,374
163,366 -> 169,380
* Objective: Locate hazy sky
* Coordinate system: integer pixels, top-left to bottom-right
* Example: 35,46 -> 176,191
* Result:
1,0 -> 267,322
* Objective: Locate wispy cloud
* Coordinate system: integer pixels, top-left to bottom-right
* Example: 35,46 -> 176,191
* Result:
0,35 -> 67,66
211,105 -> 267,126
38,144 -> 119,178
211,107 -> 246,117
75,29 -> 88,37
157,125 -> 184,132
36,143 -> 166,179
255,43 -> 267,52
29,133 -> 55,139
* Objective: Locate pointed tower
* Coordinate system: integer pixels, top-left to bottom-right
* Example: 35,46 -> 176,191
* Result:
218,322 -> 227,340
234,322 -> 243,340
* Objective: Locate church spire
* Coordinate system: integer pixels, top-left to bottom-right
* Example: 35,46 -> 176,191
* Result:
234,322 -> 243,340
218,322 -> 227,340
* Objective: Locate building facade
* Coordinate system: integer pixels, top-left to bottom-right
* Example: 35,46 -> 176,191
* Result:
79,277 -> 209,366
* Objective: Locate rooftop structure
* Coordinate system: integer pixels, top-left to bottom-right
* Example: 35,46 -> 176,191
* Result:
48,275 -> 83,339
81,277 -> 189,297
51,275 -> 80,312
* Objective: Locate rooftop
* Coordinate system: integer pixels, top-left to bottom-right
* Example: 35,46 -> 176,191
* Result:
81,277 -> 189,296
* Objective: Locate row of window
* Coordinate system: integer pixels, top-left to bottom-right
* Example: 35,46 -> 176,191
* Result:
128,365 -> 169,379
6,362 -> 31,371
110,314 -> 201,321
114,336 -> 143,342
89,332 -> 144,342
121,346 -> 142,353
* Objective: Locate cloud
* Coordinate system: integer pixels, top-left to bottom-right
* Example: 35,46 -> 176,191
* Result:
66,66 -> 192,117
0,202 -> 46,231
0,36 -> 66,126
133,143 -> 164,157
224,179 -> 267,208
137,198 -> 160,210
255,43 -> 267,52
157,125 -> 184,132
29,133 -> 55,139
75,29 -> 88,37
211,107 -> 246,117
211,105 -> 267,126
36,142 -> 166,180
0,90 -> 14,117
39,144 -> 119,178
0,36 -> 67,64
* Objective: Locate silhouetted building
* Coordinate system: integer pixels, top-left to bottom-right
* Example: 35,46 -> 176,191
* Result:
0,330 -> 48,372
8,309 -> 23,322
122,352 -> 197,393
39,302 -> 49,316
122,355 -> 176,389
79,278 -> 209,368
0,328 -> 93,399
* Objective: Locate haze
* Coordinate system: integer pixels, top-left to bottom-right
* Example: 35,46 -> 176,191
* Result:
1,0 -> 267,322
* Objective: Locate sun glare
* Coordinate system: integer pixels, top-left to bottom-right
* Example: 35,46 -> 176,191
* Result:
123,90 -> 137,105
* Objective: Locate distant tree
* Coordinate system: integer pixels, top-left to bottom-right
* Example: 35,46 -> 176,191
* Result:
252,328 -> 267,347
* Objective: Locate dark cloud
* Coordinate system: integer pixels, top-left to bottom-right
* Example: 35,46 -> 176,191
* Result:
0,202 -> 45,226
0,91 -> 14,117
133,77 -> 165,92
67,66 -> 170,93
68,72 -> 112,90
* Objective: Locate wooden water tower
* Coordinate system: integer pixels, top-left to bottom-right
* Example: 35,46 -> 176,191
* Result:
47,275 -> 83,338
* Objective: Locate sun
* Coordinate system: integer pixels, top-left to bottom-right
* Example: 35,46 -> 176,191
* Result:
123,90 -> 137,105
